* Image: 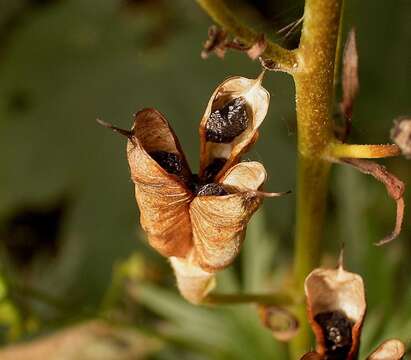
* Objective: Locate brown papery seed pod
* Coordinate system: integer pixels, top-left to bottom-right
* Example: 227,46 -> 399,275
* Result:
169,251 -> 215,304
126,109 -> 194,258
367,339 -> 405,360
305,265 -> 366,360
199,72 -> 269,180
190,162 -> 269,272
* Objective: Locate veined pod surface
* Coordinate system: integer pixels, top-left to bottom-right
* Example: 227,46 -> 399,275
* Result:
169,251 -> 216,304
305,265 -> 366,360
126,109 -> 194,258
190,162 -> 267,272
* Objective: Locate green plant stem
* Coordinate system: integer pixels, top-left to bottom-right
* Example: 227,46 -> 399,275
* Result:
290,0 -> 344,358
195,0 -> 297,72
196,0 -> 344,357
204,292 -> 295,306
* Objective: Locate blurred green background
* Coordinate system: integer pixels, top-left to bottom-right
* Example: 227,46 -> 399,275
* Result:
0,0 -> 410,358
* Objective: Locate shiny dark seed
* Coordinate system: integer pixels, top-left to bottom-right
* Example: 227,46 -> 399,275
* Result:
203,158 -> 227,182
314,311 -> 354,360
206,97 -> 248,143
197,183 -> 228,196
149,151 -> 183,175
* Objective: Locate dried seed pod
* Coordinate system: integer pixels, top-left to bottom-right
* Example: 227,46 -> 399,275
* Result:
367,339 -> 405,360
127,109 -> 194,258
199,72 -> 270,180
169,252 -> 215,304
305,265 -> 366,360
391,116 -> 411,159
190,162 -> 267,272
259,305 -> 299,342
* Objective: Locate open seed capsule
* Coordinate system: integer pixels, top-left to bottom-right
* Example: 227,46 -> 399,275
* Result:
199,72 -> 269,181
305,265 -> 366,360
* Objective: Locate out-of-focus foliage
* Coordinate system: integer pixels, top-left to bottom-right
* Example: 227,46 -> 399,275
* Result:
0,0 -> 410,358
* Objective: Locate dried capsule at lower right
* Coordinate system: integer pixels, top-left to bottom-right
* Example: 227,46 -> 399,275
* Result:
304,265 -> 366,360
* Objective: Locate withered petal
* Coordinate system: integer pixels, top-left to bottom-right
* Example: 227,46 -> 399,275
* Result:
305,265 -> 366,360
367,339 -> 405,360
169,251 -> 215,304
199,73 -> 270,180
127,109 -> 194,258
189,162 -> 266,272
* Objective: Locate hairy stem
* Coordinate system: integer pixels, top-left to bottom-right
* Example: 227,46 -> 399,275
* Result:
195,0 -> 297,72
290,0 -> 344,357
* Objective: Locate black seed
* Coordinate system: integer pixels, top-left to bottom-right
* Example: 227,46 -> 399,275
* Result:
206,97 -> 249,143
203,158 -> 227,182
314,311 -> 354,360
186,174 -> 200,194
197,183 -> 228,196
149,151 -> 183,175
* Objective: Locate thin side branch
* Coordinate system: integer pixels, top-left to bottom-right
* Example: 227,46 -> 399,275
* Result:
203,292 -> 295,306
327,143 -> 401,159
196,0 -> 298,72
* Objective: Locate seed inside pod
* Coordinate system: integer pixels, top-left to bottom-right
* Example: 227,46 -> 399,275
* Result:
206,97 -> 248,143
314,310 -> 354,360
148,151 -> 183,175
197,183 -> 228,196
203,158 -> 227,182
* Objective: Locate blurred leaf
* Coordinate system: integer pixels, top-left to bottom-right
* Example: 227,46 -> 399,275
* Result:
242,210 -> 277,292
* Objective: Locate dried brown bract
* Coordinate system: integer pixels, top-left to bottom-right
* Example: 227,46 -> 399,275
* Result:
201,25 -> 228,59
367,339 -> 405,360
201,25 -> 267,61
305,264 -> 366,360
341,158 -> 405,245
245,34 -> 267,60
99,73 -> 288,303
340,28 -> 359,141
391,116 -> 411,159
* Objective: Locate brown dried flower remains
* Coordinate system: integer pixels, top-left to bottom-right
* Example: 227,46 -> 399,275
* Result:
304,265 -> 366,360
99,73 -> 288,303
303,261 -> 405,360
